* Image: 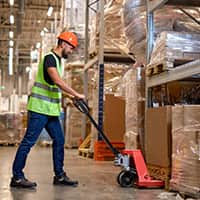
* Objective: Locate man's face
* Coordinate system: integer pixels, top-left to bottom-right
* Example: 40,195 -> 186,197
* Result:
62,42 -> 74,59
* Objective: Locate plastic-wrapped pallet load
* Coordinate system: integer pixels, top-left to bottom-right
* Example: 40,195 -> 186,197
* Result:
122,0 -> 200,64
170,105 -> 200,199
0,112 -> 24,144
148,31 -> 200,69
119,67 -> 145,150
89,0 -> 128,53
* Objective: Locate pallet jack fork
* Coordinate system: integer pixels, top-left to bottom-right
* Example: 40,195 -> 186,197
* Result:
73,98 -> 164,188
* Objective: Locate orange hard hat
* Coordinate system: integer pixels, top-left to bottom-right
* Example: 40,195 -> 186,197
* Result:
57,32 -> 78,48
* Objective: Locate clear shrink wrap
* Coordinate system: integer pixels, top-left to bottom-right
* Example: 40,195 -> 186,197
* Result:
170,105 -> 200,199
89,0 -> 128,53
148,31 -> 200,68
121,67 -> 145,150
0,112 -> 23,144
123,0 -> 200,64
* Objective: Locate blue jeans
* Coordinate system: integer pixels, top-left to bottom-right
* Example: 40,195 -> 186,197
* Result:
12,111 -> 65,179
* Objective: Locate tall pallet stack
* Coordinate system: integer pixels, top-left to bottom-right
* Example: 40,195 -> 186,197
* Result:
170,105 -> 200,199
145,106 -> 172,189
89,0 -> 128,55
121,67 -> 145,150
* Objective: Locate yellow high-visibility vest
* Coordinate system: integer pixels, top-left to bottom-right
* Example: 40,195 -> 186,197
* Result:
27,52 -> 63,116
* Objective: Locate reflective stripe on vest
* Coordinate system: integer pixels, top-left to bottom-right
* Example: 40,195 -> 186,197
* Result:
31,93 -> 61,103
34,82 -> 61,93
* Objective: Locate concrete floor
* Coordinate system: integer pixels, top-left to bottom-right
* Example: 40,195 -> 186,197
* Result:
0,146 -> 173,200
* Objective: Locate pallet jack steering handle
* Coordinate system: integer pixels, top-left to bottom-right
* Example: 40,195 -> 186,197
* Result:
73,98 -> 121,156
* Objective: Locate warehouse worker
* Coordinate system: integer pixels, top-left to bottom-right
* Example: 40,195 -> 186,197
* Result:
10,32 -> 85,188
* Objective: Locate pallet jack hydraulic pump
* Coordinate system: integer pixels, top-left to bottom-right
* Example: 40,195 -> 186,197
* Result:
73,98 -> 164,188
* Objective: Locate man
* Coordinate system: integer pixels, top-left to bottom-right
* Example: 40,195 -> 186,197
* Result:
10,32 -> 85,188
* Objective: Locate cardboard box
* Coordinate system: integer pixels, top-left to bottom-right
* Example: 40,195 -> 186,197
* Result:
103,94 -> 125,142
145,106 -> 172,167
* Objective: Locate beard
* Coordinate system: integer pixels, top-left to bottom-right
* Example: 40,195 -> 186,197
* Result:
62,50 -> 68,59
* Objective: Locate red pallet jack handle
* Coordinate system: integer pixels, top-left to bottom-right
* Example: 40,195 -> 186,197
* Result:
122,149 -> 164,188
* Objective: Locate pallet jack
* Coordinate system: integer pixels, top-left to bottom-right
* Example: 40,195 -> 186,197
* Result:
73,98 -> 164,188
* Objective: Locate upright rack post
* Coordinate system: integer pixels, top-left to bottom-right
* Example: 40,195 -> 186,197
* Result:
97,0 -> 105,140
146,10 -> 154,107
82,0 -> 90,140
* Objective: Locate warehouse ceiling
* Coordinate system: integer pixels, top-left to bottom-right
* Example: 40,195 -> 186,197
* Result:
0,0 -> 62,70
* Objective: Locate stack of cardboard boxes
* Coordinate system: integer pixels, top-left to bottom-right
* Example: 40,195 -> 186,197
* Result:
145,105 -> 200,198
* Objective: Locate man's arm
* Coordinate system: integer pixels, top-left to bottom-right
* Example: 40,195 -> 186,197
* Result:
47,67 -> 85,99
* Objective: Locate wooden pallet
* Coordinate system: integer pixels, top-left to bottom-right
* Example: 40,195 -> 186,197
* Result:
0,141 -> 20,146
146,63 -> 168,76
38,140 -> 52,147
89,48 -> 134,59
148,164 -> 171,189
78,148 -> 93,158
169,182 -> 200,199
78,133 -> 93,158
78,133 -> 91,149
146,59 -> 194,77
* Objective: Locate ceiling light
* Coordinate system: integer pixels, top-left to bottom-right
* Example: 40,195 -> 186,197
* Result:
8,47 -> 13,75
40,30 -> 44,36
47,6 -> 53,17
26,66 -> 31,73
9,31 -> 14,38
10,14 -> 14,24
9,0 -> 14,6
43,27 -> 49,32
9,40 -> 14,47
36,42 -> 41,49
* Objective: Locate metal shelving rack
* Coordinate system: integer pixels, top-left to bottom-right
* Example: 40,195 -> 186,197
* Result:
82,0 -> 134,139
146,0 -> 200,107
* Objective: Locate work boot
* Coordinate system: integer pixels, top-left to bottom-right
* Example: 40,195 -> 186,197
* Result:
53,172 -> 78,187
10,177 -> 37,188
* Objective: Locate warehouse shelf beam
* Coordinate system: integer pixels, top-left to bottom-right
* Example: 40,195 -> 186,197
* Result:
146,59 -> 200,88
104,38 -> 135,62
84,56 -> 98,71
83,53 -> 134,72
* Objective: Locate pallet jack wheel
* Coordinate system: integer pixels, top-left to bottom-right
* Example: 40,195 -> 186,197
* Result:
117,169 -> 137,188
